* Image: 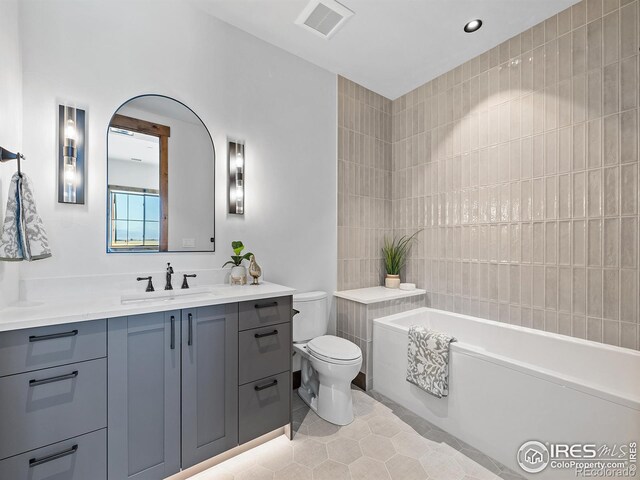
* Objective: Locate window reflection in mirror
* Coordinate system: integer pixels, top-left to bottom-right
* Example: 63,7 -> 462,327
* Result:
106,95 -> 215,253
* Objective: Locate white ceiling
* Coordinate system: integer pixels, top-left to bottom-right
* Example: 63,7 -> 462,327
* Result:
108,130 -> 160,164
192,0 -> 578,99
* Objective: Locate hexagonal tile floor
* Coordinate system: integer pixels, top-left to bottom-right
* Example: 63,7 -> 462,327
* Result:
189,388 -> 524,480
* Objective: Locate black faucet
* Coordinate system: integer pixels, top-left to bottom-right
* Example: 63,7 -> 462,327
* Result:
137,276 -> 154,292
165,263 -> 174,290
182,274 -> 197,289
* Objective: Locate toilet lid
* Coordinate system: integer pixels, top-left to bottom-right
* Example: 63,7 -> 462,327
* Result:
307,335 -> 362,362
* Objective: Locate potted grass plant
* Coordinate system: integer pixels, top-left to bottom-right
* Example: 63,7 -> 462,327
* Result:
223,241 -> 253,285
382,231 -> 421,288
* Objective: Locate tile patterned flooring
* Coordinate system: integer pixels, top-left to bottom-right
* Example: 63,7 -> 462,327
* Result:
191,388 -> 524,480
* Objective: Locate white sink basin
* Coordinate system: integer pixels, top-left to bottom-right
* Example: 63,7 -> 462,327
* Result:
121,286 -> 214,305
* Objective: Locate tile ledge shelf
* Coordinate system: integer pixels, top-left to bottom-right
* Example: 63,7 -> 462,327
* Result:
334,286 -> 426,305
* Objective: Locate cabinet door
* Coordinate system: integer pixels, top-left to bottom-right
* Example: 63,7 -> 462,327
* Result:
108,312 -> 181,480
181,304 -> 238,469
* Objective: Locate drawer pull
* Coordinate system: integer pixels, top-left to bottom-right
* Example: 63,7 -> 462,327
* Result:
29,329 -> 78,342
188,313 -> 193,346
170,316 -> 176,350
29,370 -> 78,387
29,444 -> 78,467
254,329 -> 278,339
254,379 -> 278,391
254,301 -> 278,309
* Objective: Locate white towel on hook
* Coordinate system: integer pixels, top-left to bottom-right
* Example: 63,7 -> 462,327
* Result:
0,172 -> 51,261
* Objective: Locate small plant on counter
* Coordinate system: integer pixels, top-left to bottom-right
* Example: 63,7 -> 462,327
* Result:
223,241 -> 253,285
382,230 -> 422,289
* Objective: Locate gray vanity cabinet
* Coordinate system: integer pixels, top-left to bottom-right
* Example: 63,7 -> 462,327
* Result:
107,311 -> 181,480
181,305 -> 238,469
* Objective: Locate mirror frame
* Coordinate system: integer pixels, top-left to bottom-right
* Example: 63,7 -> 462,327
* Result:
106,94 -> 216,253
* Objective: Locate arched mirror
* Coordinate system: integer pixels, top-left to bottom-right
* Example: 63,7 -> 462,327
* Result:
107,95 -> 215,253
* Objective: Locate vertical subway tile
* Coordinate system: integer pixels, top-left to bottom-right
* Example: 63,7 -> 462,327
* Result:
587,316 -> 603,342
533,222 -> 545,263
588,218 -> 602,266
522,223 -> 533,263
546,176 -> 557,219
587,69 -> 602,121
603,319 -> 620,345
587,169 -> 602,216
620,110 -> 638,165
532,265 -> 545,308
621,56 -> 638,110
573,123 -> 586,170
621,322 -> 639,349
603,269 -> 620,320
587,119 -> 602,168
559,267 -> 572,312
573,26 -> 587,75
603,114 -> 619,166
621,217 -> 638,268
587,268 -> 603,317
621,164 -> 638,215
559,221 -> 571,265
620,1 -> 639,59
573,171 -> 586,217
603,217 -> 619,266
603,64 -> 619,116
573,1 -> 587,28
602,11 -> 619,65
620,269 -> 639,322
573,220 -> 587,265
603,166 -> 619,215
546,222 -> 558,264
559,174 -> 571,218
573,267 -> 587,314
546,266 -> 558,309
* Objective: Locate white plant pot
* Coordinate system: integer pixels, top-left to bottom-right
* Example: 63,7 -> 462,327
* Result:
385,274 -> 401,289
230,265 -> 247,285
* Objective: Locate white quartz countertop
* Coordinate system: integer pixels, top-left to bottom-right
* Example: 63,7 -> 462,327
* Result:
333,286 -> 426,305
0,282 -> 296,332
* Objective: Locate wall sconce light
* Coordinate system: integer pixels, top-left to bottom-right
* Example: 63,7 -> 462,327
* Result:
58,105 -> 86,204
228,139 -> 244,215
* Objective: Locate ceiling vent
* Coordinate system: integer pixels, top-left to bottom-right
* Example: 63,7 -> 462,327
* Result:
295,0 -> 354,39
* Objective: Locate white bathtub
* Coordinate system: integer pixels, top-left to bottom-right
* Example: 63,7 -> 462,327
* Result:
373,308 -> 640,479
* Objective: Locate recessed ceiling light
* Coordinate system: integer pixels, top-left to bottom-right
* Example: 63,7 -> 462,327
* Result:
464,19 -> 483,33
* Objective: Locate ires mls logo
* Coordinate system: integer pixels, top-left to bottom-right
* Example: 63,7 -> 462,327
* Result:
517,441 -> 550,473
517,440 -> 638,476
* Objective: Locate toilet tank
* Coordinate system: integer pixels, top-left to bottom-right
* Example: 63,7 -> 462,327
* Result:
292,291 -> 328,342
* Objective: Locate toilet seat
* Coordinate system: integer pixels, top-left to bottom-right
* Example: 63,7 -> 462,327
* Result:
307,335 -> 362,365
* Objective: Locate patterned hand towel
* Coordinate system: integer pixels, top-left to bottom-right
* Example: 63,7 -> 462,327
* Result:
0,173 -> 51,261
406,326 -> 456,398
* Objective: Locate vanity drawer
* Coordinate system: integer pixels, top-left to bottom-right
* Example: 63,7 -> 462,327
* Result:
0,319 -> 106,377
0,428 -> 106,480
238,371 -> 290,444
239,322 -> 291,385
0,358 -> 107,460
238,296 -> 292,331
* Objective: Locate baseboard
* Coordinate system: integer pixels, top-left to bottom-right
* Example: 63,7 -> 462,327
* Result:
292,370 -> 367,391
352,371 -> 367,390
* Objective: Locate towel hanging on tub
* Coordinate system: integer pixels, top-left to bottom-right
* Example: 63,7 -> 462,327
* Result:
0,173 -> 51,261
406,326 -> 456,398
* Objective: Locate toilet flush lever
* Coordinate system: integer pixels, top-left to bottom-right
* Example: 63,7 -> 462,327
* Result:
292,308 -> 300,317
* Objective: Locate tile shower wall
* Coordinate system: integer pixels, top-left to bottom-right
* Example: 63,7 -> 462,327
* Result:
337,76 -> 393,290
393,0 -> 640,350
336,295 -> 425,389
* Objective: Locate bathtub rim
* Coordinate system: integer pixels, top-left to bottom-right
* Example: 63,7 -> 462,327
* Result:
373,307 -> 640,412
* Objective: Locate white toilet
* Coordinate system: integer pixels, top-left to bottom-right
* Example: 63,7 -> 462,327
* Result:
293,291 -> 362,426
